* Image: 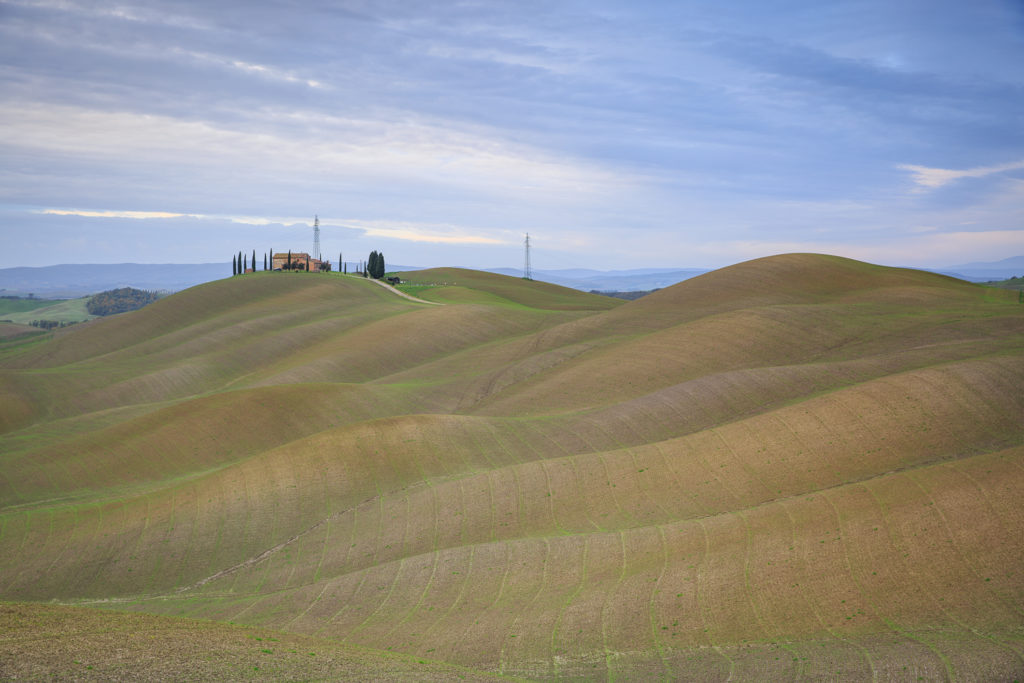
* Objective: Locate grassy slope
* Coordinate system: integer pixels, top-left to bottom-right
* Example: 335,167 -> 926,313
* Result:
1,258 -> 1022,681
398,267 -> 622,311
0,602 -> 508,681
1,297 -> 94,324
0,298 -> 66,315
0,322 -> 40,340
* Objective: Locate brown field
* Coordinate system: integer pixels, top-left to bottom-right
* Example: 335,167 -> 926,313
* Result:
1,254 -> 1022,681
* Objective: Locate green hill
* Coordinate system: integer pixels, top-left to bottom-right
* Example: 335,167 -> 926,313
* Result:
0,297 -> 94,325
1,258 -> 1022,680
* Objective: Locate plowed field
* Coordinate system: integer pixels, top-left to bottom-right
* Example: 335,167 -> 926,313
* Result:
1,255 -> 1021,680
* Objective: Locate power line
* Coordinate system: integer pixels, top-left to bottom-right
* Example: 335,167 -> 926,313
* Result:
523,233 -> 532,280
313,215 -> 321,262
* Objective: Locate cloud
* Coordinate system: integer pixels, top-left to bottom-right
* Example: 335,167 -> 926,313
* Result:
173,49 -> 325,89
41,209 -> 189,219
899,159 -> 1024,191
0,102 -> 630,210
341,219 -> 510,245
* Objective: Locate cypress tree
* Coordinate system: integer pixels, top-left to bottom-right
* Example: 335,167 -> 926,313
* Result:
232,254 -> 237,276
264,253 -> 267,271
287,250 -> 292,271
270,249 -> 274,270
252,250 -> 256,273
376,251 -> 385,278
305,259 -> 309,272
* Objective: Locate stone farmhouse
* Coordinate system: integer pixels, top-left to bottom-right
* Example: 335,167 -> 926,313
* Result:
272,252 -> 324,272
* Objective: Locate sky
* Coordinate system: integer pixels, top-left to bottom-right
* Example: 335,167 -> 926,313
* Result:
1,0 -> 1023,271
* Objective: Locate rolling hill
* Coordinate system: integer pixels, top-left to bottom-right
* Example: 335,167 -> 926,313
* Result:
1,255 -> 1022,681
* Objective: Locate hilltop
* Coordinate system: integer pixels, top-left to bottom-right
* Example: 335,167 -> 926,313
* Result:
0,255 -> 1022,680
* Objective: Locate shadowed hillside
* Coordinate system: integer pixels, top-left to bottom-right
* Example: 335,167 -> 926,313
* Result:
1,255 -> 1022,681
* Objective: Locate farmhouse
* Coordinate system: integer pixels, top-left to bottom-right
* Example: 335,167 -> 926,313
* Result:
272,251 -> 324,272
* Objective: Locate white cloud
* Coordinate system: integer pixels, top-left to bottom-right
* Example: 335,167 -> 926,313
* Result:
0,102 -> 631,203
6,0 -> 214,30
899,159 -> 1024,191
40,208 -> 189,219
180,50 -> 326,89
338,219 -> 510,245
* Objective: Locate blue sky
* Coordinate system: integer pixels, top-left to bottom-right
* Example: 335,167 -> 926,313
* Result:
1,0 -> 1023,270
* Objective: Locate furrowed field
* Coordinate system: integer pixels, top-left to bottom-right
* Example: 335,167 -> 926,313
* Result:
1,254 -> 1022,681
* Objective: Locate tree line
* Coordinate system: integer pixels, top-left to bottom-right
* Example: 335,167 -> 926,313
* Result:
28,319 -> 78,330
230,250 -> 385,278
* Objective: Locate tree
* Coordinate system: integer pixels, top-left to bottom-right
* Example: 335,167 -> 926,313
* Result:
87,287 -> 159,316
270,249 -> 274,270
238,251 -> 243,274
243,253 -> 248,272
305,259 -> 309,272
232,254 -> 237,276
287,250 -> 292,271
252,250 -> 256,273
367,251 -> 385,279
264,253 -> 268,271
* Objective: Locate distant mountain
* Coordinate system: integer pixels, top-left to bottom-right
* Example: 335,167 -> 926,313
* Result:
486,267 -> 709,292
6,255 -> 1017,299
0,263 -> 230,298
0,262 -> 428,298
929,255 -> 1024,282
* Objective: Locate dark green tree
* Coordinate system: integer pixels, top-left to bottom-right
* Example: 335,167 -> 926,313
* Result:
287,250 -> 292,271
368,251 -> 385,279
232,254 -> 237,276
264,253 -> 267,271
252,250 -> 256,273
270,249 -> 274,270
87,287 -> 159,316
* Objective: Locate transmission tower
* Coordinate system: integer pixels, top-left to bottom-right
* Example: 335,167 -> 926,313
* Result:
313,215 -> 321,261
523,233 -> 533,280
